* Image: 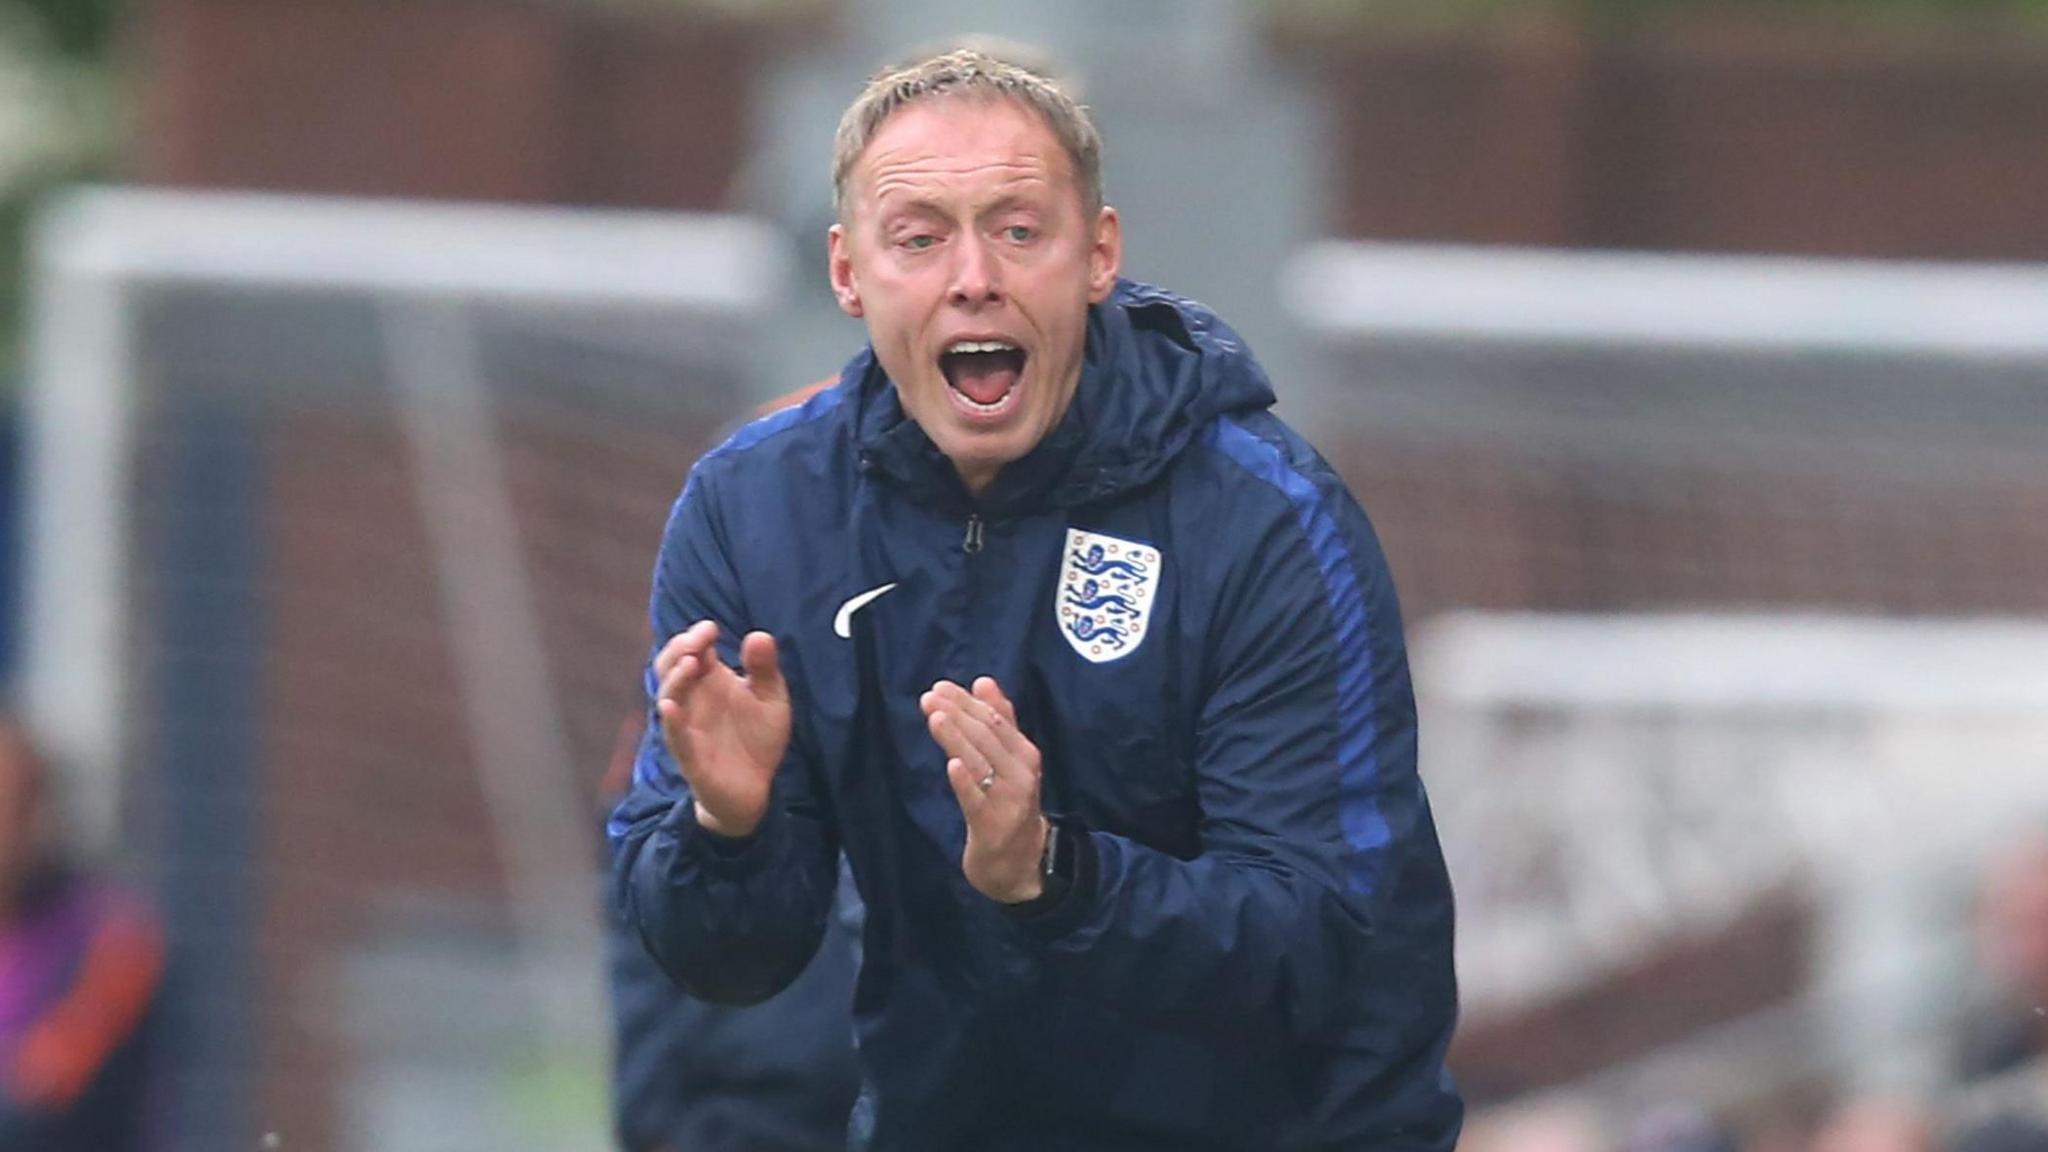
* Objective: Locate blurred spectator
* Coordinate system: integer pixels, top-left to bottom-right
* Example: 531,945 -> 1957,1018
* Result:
1747,1110 -> 1824,1152
602,705 -> 861,1152
1952,1113 -> 2048,1152
0,710 -> 164,1150
1623,1102 -> 1742,1152
1807,1098 -> 1935,1152
1461,1095 -> 1611,1152
1958,832 -> 2048,1082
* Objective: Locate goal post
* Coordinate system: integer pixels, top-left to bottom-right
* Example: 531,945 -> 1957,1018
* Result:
25,186 -> 787,1151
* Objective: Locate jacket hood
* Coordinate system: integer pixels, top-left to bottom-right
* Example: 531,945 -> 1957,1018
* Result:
853,278 -> 1278,514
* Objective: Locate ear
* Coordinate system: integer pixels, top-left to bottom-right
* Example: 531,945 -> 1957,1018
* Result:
1086,206 -> 1122,304
827,223 -> 863,318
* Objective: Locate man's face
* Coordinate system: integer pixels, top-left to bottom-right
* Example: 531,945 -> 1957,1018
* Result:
830,96 -> 1121,495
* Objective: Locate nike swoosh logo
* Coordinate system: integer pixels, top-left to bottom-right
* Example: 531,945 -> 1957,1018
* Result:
832,582 -> 899,639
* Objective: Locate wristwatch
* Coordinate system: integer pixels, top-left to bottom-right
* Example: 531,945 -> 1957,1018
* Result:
1038,816 -> 1074,904
1009,814 -> 1085,918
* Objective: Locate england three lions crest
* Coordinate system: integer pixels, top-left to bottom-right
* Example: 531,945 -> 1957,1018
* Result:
1057,528 -> 1160,664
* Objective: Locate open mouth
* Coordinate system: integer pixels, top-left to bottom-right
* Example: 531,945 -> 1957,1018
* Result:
939,340 -> 1026,417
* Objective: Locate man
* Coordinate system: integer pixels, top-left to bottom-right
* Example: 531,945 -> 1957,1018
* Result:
610,47 -> 1461,1150
0,713 -> 164,1150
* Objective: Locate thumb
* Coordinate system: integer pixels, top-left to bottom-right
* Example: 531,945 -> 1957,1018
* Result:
740,631 -> 786,701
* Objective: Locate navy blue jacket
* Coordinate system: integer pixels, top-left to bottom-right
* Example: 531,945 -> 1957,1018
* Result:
608,856 -> 861,1151
611,281 -> 1461,1151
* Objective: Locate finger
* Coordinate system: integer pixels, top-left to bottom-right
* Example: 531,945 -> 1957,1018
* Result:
972,677 -> 1017,725
655,696 -> 688,752
739,632 -> 785,702
654,633 -> 689,681
938,683 -> 1027,767
924,709 -> 973,763
970,679 -> 1039,769
929,680 -> 986,722
928,711 -> 993,784
989,720 -> 1036,771
942,679 -> 1005,729
657,652 -> 711,731
655,620 -> 720,679
657,651 -> 708,710
943,757 -> 988,816
937,700 -> 1016,777
679,619 -> 719,654
659,647 -> 700,709
966,678 -> 1019,737
920,681 -> 964,718
655,685 -> 694,774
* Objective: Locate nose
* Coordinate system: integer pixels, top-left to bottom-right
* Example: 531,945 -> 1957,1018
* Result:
947,233 -> 1002,309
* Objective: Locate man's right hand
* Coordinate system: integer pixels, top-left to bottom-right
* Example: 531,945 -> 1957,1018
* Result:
654,620 -> 790,838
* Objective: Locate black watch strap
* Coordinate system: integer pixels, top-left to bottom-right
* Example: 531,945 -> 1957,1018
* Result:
1008,814 -> 1092,920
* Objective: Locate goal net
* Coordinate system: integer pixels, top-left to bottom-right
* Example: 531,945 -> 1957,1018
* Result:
1281,242 -> 2048,1115
24,188 -> 784,1152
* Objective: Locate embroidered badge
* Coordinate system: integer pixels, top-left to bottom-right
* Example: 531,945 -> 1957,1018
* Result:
1056,528 -> 1160,663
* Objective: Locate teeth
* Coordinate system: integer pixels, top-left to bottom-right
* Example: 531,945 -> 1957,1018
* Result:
945,339 -> 1020,355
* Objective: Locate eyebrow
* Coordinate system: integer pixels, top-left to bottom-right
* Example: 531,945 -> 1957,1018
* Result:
979,193 -> 1044,218
877,191 -> 1048,227
878,198 -> 950,222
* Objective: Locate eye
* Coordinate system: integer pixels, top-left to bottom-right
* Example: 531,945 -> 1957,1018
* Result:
902,234 -> 938,251
1004,225 -> 1035,243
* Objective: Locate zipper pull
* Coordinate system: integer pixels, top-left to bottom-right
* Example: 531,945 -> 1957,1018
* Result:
962,513 -> 985,554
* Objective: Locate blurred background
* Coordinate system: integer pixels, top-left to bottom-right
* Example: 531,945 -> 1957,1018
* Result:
3,0 -> 2047,1149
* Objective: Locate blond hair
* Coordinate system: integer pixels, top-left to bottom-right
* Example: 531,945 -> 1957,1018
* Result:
831,45 -> 1103,221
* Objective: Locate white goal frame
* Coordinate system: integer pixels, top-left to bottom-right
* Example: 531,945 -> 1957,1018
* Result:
24,188 -> 788,1085
26,186 -> 782,855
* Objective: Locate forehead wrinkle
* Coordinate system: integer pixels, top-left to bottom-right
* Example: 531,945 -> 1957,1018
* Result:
854,104 -> 1073,218
868,164 -> 1057,221
867,155 -> 1050,196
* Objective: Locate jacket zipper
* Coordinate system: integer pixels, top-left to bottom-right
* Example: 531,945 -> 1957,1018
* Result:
962,513 -> 985,554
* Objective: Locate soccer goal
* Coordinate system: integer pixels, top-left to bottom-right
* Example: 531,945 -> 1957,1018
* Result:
1280,241 -> 2048,1108
1417,612 -> 2048,1103
25,187 -> 786,1151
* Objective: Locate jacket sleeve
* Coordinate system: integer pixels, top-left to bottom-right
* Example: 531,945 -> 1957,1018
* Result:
607,464 -> 840,1006
1017,438 -> 1448,1047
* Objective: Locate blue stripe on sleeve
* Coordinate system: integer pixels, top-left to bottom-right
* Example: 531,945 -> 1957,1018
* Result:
1209,418 -> 1391,895
709,383 -> 848,461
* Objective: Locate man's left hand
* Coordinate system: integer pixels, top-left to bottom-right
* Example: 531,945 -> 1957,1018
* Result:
922,677 -> 1048,904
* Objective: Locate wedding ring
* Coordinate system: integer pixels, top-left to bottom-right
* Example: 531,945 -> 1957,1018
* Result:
977,769 -> 996,793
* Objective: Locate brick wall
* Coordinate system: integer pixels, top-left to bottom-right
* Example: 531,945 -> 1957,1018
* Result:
133,0 -> 776,210
1298,17 -> 2048,260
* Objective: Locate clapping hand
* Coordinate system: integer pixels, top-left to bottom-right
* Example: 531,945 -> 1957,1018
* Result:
921,677 -> 1049,903
654,620 -> 790,838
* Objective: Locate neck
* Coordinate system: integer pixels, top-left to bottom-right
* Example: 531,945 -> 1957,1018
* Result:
956,462 -> 997,497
